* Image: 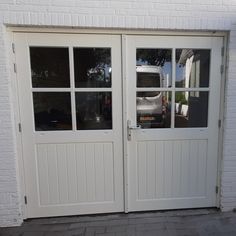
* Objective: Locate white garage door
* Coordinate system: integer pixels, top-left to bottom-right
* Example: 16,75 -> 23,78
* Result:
14,33 -> 223,218
14,33 -> 124,218
125,35 -> 223,211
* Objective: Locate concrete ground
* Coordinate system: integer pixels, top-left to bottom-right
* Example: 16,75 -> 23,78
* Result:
1,209 -> 236,236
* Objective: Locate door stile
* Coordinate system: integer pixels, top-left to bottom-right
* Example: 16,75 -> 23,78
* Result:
121,35 -> 129,213
69,46 -> 77,131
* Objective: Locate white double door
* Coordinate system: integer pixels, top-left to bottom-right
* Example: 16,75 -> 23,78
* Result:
15,33 -> 223,218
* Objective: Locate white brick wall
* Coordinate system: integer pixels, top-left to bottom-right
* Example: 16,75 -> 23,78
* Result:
221,24 -> 236,211
0,0 -> 236,227
0,24 -> 22,227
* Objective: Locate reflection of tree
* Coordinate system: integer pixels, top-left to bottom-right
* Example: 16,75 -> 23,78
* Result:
76,48 -> 110,67
74,48 -> 111,87
176,92 -> 187,105
175,80 -> 185,87
30,47 -> 70,87
136,49 -> 171,66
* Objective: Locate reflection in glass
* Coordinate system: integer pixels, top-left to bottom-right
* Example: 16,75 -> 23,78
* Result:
33,92 -> 72,131
76,92 -> 112,130
176,49 -> 210,88
74,48 -> 111,88
136,49 -> 172,88
30,47 -> 70,88
137,91 -> 171,128
175,91 -> 208,128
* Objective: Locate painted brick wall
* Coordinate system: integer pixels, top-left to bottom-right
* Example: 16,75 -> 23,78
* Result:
0,0 -> 236,227
221,24 -> 236,211
0,24 -> 22,227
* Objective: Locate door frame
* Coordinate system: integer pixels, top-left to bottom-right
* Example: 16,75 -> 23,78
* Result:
7,28 -> 228,218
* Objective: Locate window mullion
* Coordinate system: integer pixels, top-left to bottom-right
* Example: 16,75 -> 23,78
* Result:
69,46 -> 77,131
171,48 -> 176,129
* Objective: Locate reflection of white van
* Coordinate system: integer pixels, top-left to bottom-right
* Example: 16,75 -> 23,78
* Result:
136,65 -> 164,88
136,65 -> 165,127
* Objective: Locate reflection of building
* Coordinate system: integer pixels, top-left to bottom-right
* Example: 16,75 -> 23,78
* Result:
177,49 -> 209,127
178,49 -> 200,100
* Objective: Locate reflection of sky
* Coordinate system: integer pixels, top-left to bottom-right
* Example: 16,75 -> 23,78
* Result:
176,64 -> 185,82
162,62 -> 171,78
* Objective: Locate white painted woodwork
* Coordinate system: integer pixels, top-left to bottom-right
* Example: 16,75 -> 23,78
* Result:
15,33 -> 223,217
14,33 -> 123,218
136,140 -> 207,200
36,143 -> 115,205
126,35 -> 223,211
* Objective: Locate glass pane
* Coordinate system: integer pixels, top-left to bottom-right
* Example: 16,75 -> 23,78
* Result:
74,48 -> 111,88
76,92 -> 112,130
175,91 -> 208,128
30,47 -> 70,88
33,92 -> 72,131
136,49 -> 172,88
176,49 -> 210,88
137,91 -> 171,129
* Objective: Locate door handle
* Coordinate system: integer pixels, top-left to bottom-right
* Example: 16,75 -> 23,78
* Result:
127,120 -> 141,141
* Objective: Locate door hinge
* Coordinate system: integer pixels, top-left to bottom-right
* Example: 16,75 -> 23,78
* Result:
24,196 -> 27,205
218,119 -> 222,128
216,186 -> 219,194
12,43 -> 15,54
18,123 -> 22,132
221,46 -> 224,57
13,63 -> 17,73
220,65 -> 224,74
